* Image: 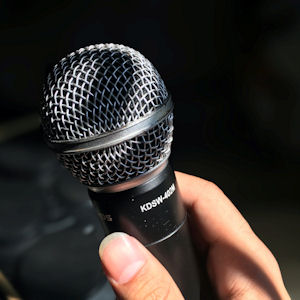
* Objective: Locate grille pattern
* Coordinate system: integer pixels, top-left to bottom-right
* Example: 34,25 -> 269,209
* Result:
42,43 -> 168,141
41,43 -> 173,187
58,114 -> 173,187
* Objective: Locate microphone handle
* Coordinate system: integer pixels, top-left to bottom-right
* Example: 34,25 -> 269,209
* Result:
89,163 -> 200,299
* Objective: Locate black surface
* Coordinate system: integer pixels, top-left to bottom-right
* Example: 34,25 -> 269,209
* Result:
0,139 -> 112,299
148,219 -> 201,299
89,163 -> 185,245
15,224 -> 106,300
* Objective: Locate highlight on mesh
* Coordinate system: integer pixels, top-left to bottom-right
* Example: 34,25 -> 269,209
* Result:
42,44 -> 168,141
41,43 -> 173,187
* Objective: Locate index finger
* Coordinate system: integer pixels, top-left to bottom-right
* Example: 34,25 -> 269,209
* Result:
175,171 -> 253,246
175,172 -> 290,300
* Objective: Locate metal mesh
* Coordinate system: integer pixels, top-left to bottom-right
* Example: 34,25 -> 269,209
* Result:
58,114 -> 173,187
42,43 -> 168,141
41,43 -> 173,187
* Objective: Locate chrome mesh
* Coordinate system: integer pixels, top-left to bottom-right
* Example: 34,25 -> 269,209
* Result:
58,114 -> 173,187
41,43 -> 173,187
42,43 -> 168,141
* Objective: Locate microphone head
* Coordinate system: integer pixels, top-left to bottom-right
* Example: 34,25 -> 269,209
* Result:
41,43 -> 174,187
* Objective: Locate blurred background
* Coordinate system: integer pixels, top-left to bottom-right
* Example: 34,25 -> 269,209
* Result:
0,0 -> 299,299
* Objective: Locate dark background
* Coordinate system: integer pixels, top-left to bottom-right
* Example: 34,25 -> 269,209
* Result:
0,1 -> 299,299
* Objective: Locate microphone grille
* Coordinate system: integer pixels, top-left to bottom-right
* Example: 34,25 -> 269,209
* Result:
58,114 -> 173,186
41,43 -> 173,187
42,44 -> 168,141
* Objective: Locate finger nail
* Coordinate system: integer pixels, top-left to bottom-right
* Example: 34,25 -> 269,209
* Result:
99,232 -> 146,284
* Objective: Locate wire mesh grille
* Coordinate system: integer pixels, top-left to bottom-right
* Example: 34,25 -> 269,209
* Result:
58,114 -> 173,187
42,44 -> 168,141
42,43 -> 173,187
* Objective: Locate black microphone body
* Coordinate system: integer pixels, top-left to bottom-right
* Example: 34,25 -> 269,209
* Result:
41,43 -> 200,298
89,162 -> 200,299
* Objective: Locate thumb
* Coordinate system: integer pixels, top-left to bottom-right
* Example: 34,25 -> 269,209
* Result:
99,232 -> 184,300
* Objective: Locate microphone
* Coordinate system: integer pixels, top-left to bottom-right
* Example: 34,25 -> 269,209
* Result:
41,43 -> 200,299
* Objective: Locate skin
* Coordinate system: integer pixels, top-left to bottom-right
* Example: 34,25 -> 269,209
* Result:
99,171 -> 291,300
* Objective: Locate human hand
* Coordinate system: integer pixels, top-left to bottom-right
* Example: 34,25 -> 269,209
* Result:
98,172 -> 290,299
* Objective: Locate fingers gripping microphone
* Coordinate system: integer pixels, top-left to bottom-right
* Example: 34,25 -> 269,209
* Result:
41,44 -> 200,298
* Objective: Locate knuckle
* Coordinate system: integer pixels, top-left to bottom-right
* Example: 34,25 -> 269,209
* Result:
224,279 -> 253,300
127,275 -> 173,300
238,219 -> 253,235
143,283 -> 172,300
202,179 -> 224,196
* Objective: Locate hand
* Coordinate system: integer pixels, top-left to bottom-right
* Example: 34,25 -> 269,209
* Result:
98,172 -> 290,299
